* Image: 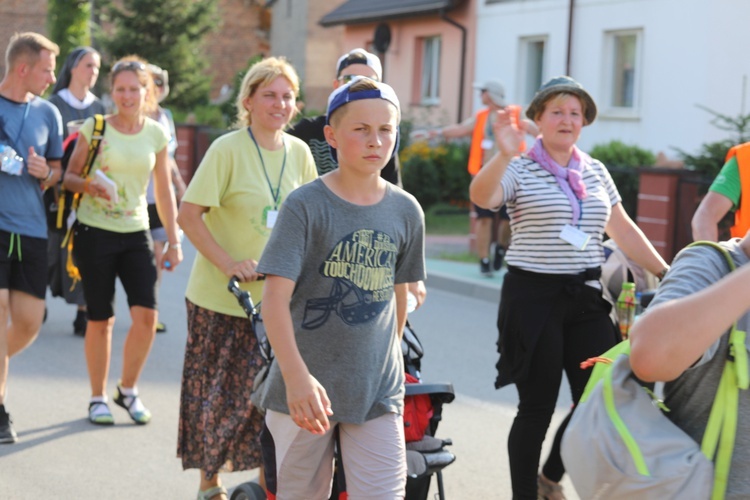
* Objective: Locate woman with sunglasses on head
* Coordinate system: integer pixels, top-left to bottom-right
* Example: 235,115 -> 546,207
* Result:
47,47 -> 107,336
176,56 -> 317,500
63,55 -> 182,426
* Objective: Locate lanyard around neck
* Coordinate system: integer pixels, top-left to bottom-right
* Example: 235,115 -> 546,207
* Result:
248,127 -> 286,210
13,102 -> 30,152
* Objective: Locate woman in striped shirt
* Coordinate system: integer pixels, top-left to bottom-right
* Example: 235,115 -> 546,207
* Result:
470,76 -> 670,500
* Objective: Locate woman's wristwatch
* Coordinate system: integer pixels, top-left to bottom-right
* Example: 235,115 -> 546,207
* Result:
656,267 -> 669,280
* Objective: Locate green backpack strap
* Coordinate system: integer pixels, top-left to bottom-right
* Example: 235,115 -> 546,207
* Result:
688,241 -> 748,500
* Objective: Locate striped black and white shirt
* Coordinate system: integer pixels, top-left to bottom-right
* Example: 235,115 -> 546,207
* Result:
499,156 -> 621,274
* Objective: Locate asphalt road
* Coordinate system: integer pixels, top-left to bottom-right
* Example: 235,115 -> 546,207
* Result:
0,241 -> 578,499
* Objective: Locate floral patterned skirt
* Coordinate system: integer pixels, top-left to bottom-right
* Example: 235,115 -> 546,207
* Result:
177,299 -> 265,478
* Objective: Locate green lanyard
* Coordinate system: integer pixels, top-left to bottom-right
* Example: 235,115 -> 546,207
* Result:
248,127 -> 286,210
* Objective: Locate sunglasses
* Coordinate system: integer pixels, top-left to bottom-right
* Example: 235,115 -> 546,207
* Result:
112,60 -> 147,74
337,74 -> 379,84
153,77 -> 165,87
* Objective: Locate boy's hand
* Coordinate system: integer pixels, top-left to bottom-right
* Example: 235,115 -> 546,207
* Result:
286,373 -> 333,435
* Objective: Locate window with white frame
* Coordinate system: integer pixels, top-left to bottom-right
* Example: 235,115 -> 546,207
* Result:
420,36 -> 441,105
604,29 -> 642,113
519,36 -> 546,104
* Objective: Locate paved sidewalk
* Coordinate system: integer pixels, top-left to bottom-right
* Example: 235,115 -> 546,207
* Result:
424,234 -> 505,303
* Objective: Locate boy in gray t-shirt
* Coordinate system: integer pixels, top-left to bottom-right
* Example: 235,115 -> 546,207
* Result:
256,77 -> 425,498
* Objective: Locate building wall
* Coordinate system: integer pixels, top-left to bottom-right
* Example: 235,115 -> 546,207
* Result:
0,0 -> 49,77
268,0 -> 345,113
477,0 -> 750,159
269,0 -> 309,80
339,0 -> 476,127
303,1 -> 344,114
203,0 -> 270,101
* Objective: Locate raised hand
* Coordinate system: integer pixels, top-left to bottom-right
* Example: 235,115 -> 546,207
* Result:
492,109 -> 528,158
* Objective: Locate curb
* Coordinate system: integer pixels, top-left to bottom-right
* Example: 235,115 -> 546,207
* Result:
424,259 -> 503,304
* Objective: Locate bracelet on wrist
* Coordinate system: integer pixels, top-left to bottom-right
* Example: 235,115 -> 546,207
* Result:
657,267 -> 669,280
83,178 -> 92,194
44,167 -> 54,183
167,242 -> 182,251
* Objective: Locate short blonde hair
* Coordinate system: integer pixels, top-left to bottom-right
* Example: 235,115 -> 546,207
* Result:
5,32 -> 59,72
110,55 -> 158,116
234,56 -> 300,128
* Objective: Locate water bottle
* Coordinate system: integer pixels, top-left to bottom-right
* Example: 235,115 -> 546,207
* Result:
0,144 -> 24,176
406,292 -> 418,313
616,282 -> 637,339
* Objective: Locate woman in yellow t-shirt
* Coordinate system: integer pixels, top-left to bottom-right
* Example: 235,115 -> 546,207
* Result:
176,57 -> 317,500
63,56 -> 182,426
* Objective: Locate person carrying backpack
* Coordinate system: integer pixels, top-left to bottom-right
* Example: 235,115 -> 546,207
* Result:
630,232 -> 750,497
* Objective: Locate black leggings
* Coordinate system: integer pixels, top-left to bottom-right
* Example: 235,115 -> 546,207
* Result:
507,284 -> 618,499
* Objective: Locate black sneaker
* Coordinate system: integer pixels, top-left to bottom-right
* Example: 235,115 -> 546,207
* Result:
480,258 -> 493,277
156,321 -> 167,334
73,310 -> 87,337
493,246 -> 506,271
0,407 -> 18,444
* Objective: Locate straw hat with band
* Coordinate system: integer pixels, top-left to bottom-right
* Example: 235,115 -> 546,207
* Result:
526,76 -> 597,126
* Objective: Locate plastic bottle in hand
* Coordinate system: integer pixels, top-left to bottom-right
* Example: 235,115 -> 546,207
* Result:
406,292 -> 418,314
616,282 -> 637,339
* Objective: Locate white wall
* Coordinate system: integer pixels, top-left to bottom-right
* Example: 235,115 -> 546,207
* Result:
477,0 -> 750,159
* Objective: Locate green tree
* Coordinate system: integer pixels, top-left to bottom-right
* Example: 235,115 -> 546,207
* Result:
98,0 -> 217,110
47,0 -> 91,68
590,140 -> 656,218
695,104 -> 750,144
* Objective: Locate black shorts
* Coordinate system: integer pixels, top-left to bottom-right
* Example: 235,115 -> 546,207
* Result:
0,229 -> 47,299
147,203 -> 163,230
72,223 -> 157,321
474,204 -> 509,220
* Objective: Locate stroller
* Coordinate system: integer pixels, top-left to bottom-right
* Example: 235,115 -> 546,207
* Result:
227,277 -> 456,500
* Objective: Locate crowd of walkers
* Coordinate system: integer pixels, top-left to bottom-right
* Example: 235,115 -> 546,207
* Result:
1,29 -> 749,500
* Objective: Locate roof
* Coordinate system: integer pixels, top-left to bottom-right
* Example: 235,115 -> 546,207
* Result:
320,0 -> 464,27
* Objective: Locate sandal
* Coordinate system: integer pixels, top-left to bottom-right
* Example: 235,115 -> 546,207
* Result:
537,473 -> 565,500
88,401 -> 114,426
113,385 -> 151,425
197,485 -> 228,500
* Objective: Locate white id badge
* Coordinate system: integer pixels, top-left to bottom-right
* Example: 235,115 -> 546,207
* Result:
481,139 -> 494,150
559,224 -> 590,251
265,210 -> 279,229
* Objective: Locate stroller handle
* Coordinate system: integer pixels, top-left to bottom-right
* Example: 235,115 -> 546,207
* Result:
227,276 -> 257,317
227,276 -> 273,363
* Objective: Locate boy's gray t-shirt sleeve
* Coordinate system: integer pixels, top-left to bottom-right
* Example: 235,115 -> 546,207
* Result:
395,194 -> 426,284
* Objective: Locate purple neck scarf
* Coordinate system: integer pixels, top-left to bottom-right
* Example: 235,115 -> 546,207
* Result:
527,137 -> 589,226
